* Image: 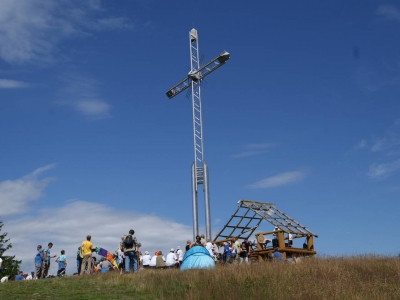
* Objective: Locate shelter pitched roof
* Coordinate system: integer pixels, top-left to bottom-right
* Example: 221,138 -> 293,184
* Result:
213,199 -> 318,243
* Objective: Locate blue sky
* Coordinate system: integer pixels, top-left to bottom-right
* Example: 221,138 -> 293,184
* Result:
1,0 -> 400,274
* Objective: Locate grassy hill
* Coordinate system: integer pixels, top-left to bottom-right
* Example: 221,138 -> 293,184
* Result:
1,255 -> 399,299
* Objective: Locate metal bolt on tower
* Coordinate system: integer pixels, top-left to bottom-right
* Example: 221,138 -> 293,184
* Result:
166,28 -> 230,240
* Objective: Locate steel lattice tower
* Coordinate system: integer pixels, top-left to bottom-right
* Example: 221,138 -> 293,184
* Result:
166,28 -> 230,240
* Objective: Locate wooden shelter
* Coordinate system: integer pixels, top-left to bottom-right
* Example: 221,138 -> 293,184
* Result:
213,199 -> 318,262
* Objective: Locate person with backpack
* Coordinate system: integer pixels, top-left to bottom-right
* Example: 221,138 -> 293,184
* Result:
121,229 -> 139,274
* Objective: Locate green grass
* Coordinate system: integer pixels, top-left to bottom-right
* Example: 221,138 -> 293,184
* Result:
1,256 -> 399,300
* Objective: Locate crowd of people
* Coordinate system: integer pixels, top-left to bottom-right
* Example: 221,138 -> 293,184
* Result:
0,229 -> 299,282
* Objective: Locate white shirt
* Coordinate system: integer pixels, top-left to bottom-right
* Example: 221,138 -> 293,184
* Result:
115,248 -> 123,265
1,276 -> 8,283
176,249 -> 183,261
206,242 -> 213,256
149,255 -> 157,267
142,254 -> 152,266
206,242 -> 212,251
25,275 -> 33,280
165,252 -> 177,266
212,244 -> 218,254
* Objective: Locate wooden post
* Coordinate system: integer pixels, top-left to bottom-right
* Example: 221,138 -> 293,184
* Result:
278,231 -> 286,261
256,234 -> 264,262
278,231 -> 285,248
307,235 -> 314,256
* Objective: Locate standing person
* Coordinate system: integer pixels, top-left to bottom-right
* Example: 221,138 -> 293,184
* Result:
239,241 -> 247,264
138,252 -> 144,269
185,240 -> 191,252
243,238 -> 252,263
42,242 -> 57,278
191,235 -> 203,247
76,247 -> 82,275
230,241 -> 237,262
205,239 -> 213,257
114,246 -> 124,273
0,257 -> 2,271
234,238 -> 241,263
176,246 -> 183,266
34,245 -> 44,279
121,229 -> 139,274
272,227 -> 279,248
57,250 -> 67,276
287,233 -> 293,247
223,242 -> 232,263
200,234 -> 206,246
80,235 -> 95,275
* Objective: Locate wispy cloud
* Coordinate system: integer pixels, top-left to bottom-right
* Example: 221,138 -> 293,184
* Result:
0,0 -> 133,64
376,5 -> 400,21
246,171 -> 306,189
97,17 -> 134,30
58,74 -> 112,119
0,79 -> 29,89
232,143 -> 276,158
0,164 -> 56,216
352,64 -> 400,92
371,119 -> 400,154
354,139 -> 367,150
367,159 -> 400,179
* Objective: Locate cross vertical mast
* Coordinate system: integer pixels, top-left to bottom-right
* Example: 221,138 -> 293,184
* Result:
189,29 -> 211,240
166,28 -> 230,241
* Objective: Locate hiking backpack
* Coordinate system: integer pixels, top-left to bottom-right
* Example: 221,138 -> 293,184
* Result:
124,235 -> 134,248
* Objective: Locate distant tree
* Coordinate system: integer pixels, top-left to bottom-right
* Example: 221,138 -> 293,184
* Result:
0,218 -> 21,277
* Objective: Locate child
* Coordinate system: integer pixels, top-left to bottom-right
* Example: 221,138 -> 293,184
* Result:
56,250 -> 67,276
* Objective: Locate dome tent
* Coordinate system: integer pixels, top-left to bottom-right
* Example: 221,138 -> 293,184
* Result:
180,246 -> 215,271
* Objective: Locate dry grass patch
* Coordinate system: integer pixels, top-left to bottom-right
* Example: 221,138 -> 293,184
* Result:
0,255 -> 399,299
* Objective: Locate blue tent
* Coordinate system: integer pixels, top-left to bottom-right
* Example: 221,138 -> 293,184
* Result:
180,246 -> 215,271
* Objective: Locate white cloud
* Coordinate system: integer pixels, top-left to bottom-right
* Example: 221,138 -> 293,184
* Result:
0,164 -> 56,216
0,0 -> 133,64
232,143 -> 276,158
58,74 -> 112,119
0,78 -> 29,88
376,5 -> 400,21
367,159 -> 400,179
3,200 -> 192,275
0,165 -> 194,275
246,171 -> 306,189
